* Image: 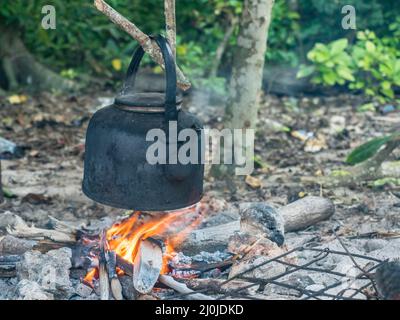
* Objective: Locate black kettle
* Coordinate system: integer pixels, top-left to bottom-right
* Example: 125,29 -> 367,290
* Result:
82,35 -> 204,211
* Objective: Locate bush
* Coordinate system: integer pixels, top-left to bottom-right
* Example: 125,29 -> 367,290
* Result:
298,28 -> 400,104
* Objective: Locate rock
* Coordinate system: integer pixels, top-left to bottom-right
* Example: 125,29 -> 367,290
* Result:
368,241 -> 400,261
15,279 -> 54,300
0,235 -> 36,255
239,202 -> 285,246
16,247 -> 73,299
0,278 -> 16,299
0,211 -> 18,229
363,239 -> 388,253
305,284 -> 325,293
329,115 -> 346,133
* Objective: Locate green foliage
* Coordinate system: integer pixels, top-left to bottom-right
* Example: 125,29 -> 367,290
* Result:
346,135 -> 393,165
1,0 -> 400,93
298,39 -> 354,86
299,29 -> 400,104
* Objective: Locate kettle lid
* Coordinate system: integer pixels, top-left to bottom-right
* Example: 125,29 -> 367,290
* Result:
114,92 -> 182,108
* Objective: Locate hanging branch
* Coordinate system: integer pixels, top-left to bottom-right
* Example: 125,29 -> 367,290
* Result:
164,0 -> 176,58
94,0 -> 190,91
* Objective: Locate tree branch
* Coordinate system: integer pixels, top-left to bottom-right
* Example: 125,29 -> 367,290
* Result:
164,0 -> 176,59
94,0 -> 190,91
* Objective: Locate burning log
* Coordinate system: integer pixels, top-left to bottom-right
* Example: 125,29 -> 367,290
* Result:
179,196 -> 335,253
98,232 -> 110,300
119,275 -> 137,300
158,275 -> 215,300
133,239 -> 163,294
106,250 -> 123,300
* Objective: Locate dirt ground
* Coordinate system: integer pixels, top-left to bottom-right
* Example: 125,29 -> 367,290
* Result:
1,90 -> 400,239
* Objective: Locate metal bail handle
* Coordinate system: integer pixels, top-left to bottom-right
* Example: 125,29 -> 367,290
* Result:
120,35 -> 178,121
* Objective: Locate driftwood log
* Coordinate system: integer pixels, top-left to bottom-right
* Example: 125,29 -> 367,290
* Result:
179,196 -> 334,253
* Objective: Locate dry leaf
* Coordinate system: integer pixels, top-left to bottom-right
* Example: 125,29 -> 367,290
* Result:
245,175 -> 262,189
8,95 -> 28,105
291,130 -> 313,142
304,134 -> 327,153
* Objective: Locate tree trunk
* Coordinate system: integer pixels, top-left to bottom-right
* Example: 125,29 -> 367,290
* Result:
224,0 -> 274,130
0,161 -> 4,204
0,24 -> 76,92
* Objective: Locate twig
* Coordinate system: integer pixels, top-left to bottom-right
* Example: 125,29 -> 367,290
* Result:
94,0 -> 190,90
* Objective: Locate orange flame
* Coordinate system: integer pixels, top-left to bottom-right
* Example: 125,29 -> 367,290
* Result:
84,205 -> 202,284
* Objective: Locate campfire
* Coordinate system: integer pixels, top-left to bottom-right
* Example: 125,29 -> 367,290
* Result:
1,196 -> 399,300
81,205 -> 209,299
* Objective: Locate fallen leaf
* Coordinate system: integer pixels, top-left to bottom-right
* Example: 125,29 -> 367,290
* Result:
291,130 -> 313,142
29,150 -> 39,157
245,175 -> 262,189
8,95 -> 28,105
304,134 -> 327,153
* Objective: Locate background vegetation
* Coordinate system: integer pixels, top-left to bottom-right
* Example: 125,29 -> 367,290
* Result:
0,0 -> 399,100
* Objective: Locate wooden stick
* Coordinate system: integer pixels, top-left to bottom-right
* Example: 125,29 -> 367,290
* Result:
164,0 -> 176,58
99,231 -> 110,300
106,250 -> 123,300
94,0 -> 190,91
159,275 -> 215,300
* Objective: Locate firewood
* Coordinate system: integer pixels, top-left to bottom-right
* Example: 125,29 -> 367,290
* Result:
116,255 -> 134,277
158,275 -> 215,300
0,235 -> 69,255
106,250 -> 123,300
98,231 -> 110,300
278,196 -> 335,232
7,216 -> 76,243
133,239 -> 163,294
178,196 -> 334,253
99,261 -> 110,300
119,275 -> 137,300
